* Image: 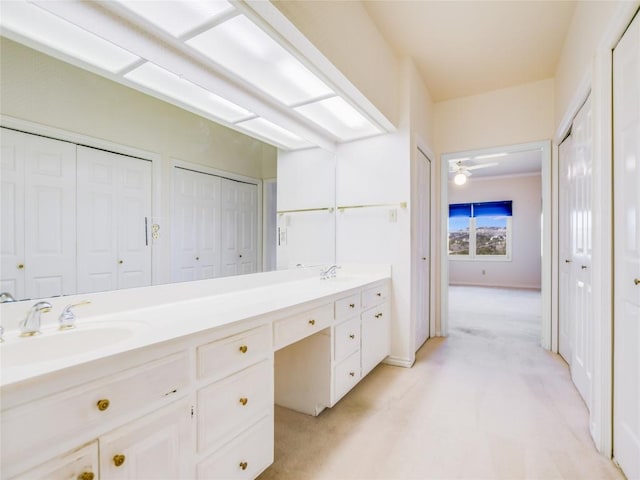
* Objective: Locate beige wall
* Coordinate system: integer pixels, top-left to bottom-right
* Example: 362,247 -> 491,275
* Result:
0,38 -> 276,180
435,79 -> 555,154
448,174 -> 542,289
273,0 -> 400,127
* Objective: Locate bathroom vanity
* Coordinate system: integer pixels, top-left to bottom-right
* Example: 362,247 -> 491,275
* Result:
0,267 -> 390,479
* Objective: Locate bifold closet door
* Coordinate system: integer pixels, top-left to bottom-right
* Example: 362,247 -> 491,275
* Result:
558,135 -> 573,364
0,128 -> 76,300
77,146 -> 152,293
220,178 -> 258,277
613,10 -> 640,480
172,168 -> 221,282
415,150 -> 431,350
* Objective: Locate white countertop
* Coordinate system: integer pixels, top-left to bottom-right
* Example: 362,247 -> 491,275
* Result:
0,267 -> 390,388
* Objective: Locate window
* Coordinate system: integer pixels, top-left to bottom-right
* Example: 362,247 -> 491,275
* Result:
448,201 -> 512,260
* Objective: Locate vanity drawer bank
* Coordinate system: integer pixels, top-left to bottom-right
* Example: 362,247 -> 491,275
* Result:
0,268 -> 391,479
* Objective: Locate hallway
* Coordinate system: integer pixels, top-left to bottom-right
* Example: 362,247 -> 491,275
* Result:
259,287 -> 623,479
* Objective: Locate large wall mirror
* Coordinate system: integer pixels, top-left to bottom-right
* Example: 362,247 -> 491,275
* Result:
0,34 -> 336,303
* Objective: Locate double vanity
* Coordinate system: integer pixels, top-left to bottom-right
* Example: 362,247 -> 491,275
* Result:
0,266 -> 391,479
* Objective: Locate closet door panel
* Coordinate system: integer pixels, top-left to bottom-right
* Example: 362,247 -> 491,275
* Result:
172,168 -> 198,282
0,129 -> 26,299
24,136 -> 77,298
237,182 -> 258,275
196,173 -> 221,280
220,179 -> 239,277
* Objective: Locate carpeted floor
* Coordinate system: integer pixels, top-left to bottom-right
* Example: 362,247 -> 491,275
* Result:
258,286 -> 623,479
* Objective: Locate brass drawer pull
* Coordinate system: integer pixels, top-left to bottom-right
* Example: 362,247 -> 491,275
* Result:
239,461 -> 248,470
17,263 -> 24,269
308,319 -> 316,326
113,454 -> 126,467
96,399 -> 110,411
349,303 -> 355,308
239,397 -> 248,406
239,345 -> 248,354
634,278 -> 640,286
78,472 -> 95,480
349,334 -> 355,339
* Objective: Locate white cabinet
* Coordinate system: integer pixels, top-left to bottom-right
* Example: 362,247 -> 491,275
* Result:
0,128 -> 76,300
195,324 -> 273,479
11,442 -> 98,480
76,146 -> 152,294
99,399 -> 191,480
362,301 -> 391,376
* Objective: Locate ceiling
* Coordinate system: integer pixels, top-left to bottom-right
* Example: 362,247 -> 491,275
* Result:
447,149 -> 542,181
363,1 -> 576,102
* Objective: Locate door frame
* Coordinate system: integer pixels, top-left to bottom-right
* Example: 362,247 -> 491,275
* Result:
439,140 -> 552,342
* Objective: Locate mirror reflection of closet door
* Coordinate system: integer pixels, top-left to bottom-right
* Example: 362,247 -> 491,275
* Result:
0,128 -> 76,300
221,178 -> 257,277
172,167 -> 221,282
76,146 -> 152,294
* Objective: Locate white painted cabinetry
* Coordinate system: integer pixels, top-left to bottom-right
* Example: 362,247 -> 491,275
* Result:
12,442 -> 98,480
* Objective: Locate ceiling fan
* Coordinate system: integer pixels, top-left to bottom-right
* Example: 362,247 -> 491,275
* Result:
449,159 -> 499,185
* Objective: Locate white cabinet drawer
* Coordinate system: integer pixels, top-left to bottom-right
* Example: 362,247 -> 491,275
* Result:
273,303 -> 333,350
197,415 -> 273,480
1,352 -> 188,472
362,283 -> 389,309
198,325 -> 270,382
334,316 -> 360,363
197,360 -> 272,454
332,350 -> 361,404
10,441 -> 98,480
334,293 -> 360,320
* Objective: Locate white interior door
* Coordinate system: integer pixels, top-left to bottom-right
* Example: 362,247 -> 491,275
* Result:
77,146 -> 151,293
558,135 -> 574,363
1,128 -> 26,299
570,96 -> 593,410
416,150 -> 431,350
237,181 -> 258,275
613,11 -> 640,480
220,178 -> 239,277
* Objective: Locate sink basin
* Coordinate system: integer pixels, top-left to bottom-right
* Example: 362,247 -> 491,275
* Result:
0,323 -> 143,367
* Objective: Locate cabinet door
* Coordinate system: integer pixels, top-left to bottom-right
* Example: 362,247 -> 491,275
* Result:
10,442 -> 98,480
361,302 -> 391,376
100,399 -> 191,480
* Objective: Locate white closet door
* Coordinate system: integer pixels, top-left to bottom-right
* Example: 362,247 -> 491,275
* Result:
220,179 -> 240,277
172,168 -> 221,282
77,146 -> 151,293
237,181 -> 258,275
415,150 -> 431,350
24,135 -> 77,298
0,129 -> 76,300
1,129 -> 26,299
613,11 -> 640,480
558,135 -> 574,364
570,96 -> 593,410
117,155 -> 152,289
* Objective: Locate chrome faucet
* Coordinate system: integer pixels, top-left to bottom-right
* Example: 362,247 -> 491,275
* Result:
0,292 -> 16,303
320,264 -> 341,280
58,300 -> 91,330
20,301 -> 52,337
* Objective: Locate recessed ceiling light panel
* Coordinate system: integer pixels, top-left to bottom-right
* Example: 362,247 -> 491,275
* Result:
237,117 -> 313,150
115,0 -> 235,38
295,96 -> 382,141
0,1 -> 140,73
187,15 -> 334,106
125,62 -> 254,123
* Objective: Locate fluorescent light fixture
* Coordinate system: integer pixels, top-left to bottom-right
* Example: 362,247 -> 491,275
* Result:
0,1 -> 140,73
115,0 -> 234,38
454,173 -> 468,186
236,118 -> 312,150
475,152 -> 508,160
295,96 -> 381,141
187,15 -> 334,106
125,62 -> 253,123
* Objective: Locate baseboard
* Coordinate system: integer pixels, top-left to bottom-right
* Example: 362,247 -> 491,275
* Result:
449,281 -> 541,290
383,356 -> 414,368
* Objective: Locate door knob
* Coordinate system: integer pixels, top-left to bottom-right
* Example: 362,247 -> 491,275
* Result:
581,265 -> 587,270
565,259 -> 572,263
422,257 -> 427,260
239,254 -> 243,258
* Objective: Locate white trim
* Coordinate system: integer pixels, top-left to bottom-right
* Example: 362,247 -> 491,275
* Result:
449,282 -> 542,290
262,177 -> 277,272
460,171 -> 542,182
383,356 -> 414,368
440,141 -> 551,349
0,115 -> 164,286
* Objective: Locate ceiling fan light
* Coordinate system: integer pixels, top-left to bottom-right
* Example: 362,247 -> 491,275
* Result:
454,172 -> 468,185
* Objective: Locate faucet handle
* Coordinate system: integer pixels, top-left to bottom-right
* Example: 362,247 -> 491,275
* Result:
58,300 -> 91,330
